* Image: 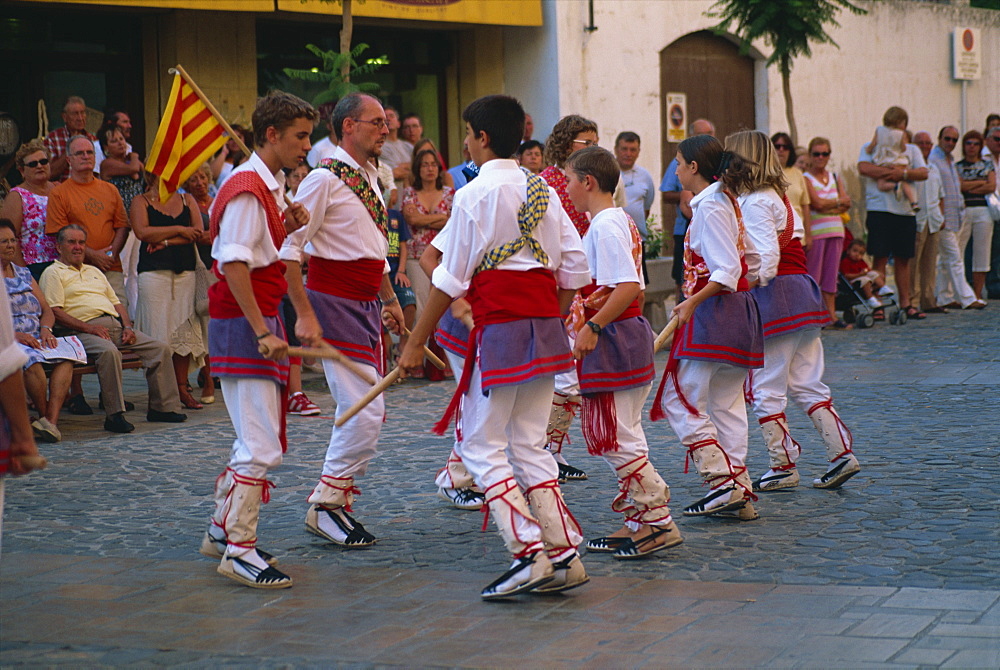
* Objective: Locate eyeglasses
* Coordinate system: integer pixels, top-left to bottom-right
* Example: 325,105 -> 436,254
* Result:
353,118 -> 387,130
811,151 -> 831,158
23,158 -> 50,168
942,136 -> 959,142
71,149 -> 95,157
773,143 -> 792,150
572,139 -> 598,147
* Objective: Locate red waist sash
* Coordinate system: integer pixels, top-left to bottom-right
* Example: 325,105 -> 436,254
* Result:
209,262 -> 287,318
307,257 -> 384,301
776,237 -> 808,276
433,267 -> 561,436
578,282 -> 642,321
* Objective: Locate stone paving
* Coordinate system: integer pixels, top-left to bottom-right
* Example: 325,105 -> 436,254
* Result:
1,304 -> 999,667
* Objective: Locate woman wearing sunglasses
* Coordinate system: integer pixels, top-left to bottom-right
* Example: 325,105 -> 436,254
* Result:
771,133 -> 811,234
0,140 -> 59,279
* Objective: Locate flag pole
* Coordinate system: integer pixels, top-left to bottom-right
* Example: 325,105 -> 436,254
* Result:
169,64 -> 295,207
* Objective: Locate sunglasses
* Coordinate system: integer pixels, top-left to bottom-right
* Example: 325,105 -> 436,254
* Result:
812,151 -> 831,157
23,158 -> 50,168
964,140 -> 981,145
773,143 -> 792,150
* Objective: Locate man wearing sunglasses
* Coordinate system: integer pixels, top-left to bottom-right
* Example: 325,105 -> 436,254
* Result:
43,96 -> 98,182
930,126 -> 984,309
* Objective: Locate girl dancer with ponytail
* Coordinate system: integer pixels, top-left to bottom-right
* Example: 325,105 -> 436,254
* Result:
725,130 -> 861,492
651,135 -> 764,519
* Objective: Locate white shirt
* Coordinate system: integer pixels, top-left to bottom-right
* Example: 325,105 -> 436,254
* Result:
859,142 -> 927,216
306,136 -> 337,168
281,145 -> 389,272
737,188 -> 789,286
210,152 -> 287,274
431,159 -> 591,299
688,182 -> 761,292
915,162 -> 945,234
584,208 -> 644,289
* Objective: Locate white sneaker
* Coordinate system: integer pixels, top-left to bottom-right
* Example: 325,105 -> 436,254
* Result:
866,297 -> 882,309
438,487 -> 485,510
877,286 -> 894,296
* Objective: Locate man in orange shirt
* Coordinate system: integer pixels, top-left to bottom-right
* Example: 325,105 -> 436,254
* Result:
45,135 -> 130,311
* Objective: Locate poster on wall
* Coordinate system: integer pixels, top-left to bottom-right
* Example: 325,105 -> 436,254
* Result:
666,93 -> 687,143
952,27 -> 981,80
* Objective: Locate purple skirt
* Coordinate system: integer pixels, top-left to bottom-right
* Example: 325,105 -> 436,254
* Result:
751,273 -> 830,339
435,310 -> 470,358
578,316 -> 655,395
307,289 -> 382,370
674,292 -> 764,369
209,315 -> 290,385
477,317 -> 574,392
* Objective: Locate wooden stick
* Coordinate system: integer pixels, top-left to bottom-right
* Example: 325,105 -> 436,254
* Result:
335,367 -> 400,427
170,64 -> 295,208
403,329 -> 446,369
653,316 -> 680,354
286,346 -> 371,381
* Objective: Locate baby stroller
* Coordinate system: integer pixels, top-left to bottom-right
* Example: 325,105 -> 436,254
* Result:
836,273 -> 904,328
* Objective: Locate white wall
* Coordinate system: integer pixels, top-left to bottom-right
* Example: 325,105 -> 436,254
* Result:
505,0 -> 1000,201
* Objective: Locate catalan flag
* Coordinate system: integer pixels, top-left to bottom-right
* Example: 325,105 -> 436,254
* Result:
146,73 -> 228,202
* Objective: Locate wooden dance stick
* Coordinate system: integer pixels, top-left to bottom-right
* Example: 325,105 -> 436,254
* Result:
286,345 -> 370,380
403,329 -> 446,369
334,367 -> 401,427
652,316 -> 680,354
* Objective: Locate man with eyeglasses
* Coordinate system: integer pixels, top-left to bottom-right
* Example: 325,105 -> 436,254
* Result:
45,135 -> 130,312
44,96 -> 99,182
930,126 -> 984,309
280,92 -> 404,549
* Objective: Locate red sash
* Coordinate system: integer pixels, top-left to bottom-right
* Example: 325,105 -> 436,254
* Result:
776,194 -> 808,276
433,268 -> 561,435
307,257 -> 384,301
208,170 -> 288,318
578,282 -> 642,322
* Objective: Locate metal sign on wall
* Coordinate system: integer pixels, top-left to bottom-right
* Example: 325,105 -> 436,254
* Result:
953,27 -> 981,80
666,93 -> 687,143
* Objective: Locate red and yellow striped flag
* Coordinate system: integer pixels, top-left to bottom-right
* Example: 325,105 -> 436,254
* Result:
147,73 -> 228,202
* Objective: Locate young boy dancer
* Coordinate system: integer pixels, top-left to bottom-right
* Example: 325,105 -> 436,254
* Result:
399,95 -> 592,599
563,146 -> 682,559
201,91 -> 317,588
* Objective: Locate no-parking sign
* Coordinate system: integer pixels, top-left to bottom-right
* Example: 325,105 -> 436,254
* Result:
953,27 -> 981,80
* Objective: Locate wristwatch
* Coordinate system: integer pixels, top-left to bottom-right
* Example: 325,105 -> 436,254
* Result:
585,320 -> 602,335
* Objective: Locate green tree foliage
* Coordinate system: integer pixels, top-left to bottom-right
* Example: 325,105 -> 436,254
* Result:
282,43 -> 383,107
707,0 -> 868,144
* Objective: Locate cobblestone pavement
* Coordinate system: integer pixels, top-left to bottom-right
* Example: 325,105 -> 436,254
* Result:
1,304 -> 998,667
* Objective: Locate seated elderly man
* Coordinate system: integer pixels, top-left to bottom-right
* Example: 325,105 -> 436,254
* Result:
39,224 -> 186,433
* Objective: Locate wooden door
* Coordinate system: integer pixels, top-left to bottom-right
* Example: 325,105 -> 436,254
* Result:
659,31 -> 756,228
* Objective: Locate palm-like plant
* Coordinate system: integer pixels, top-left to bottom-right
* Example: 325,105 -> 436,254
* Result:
282,43 -> 383,107
707,0 -> 868,144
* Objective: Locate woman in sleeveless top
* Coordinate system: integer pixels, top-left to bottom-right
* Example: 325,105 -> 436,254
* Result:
803,137 -> 851,326
0,140 -> 58,279
130,174 -> 207,410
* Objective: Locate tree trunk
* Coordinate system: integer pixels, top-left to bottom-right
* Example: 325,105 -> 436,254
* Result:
781,59 -> 798,147
340,0 -> 353,83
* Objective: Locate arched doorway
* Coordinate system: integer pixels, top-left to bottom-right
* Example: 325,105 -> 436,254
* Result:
659,31 -> 757,223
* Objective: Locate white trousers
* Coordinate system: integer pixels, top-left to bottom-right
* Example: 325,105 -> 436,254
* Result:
961,206 -> 995,273
660,359 -> 749,468
320,359 -> 383,478
221,377 -> 284,479
937,225 -> 978,307
598,384 -> 654,471
749,330 -> 831,419
459,367 -> 560,492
